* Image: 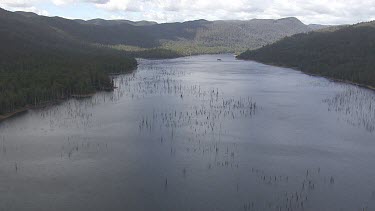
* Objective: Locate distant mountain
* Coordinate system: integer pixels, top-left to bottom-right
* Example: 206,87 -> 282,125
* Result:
75,18 -> 158,26
308,24 -> 331,30
355,21 -> 375,28
1,9 -> 79,54
238,20 -> 375,88
192,17 -> 314,52
15,11 -> 39,18
317,21 -> 375,32
10,10 -> 329,54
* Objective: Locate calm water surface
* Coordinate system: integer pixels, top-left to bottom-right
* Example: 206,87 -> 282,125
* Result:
1,54 -> 375,211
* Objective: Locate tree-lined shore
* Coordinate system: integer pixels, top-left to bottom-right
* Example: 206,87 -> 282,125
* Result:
0,8 -> 137,117
237,22 -> 375,88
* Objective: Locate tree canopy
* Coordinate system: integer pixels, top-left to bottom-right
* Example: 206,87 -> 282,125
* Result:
0,8 -> 137,115
238,22 -> 375,88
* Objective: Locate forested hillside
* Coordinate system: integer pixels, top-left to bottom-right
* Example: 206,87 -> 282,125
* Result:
15,11 -> 326,55
0,8 -> 137,116
0,7 -> 330,117
74,18 -> 157,26
237,21 -> 375,88
192,18 -> 314,53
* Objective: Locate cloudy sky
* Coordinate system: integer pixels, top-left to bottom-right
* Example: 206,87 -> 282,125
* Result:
1,0 -> 374,25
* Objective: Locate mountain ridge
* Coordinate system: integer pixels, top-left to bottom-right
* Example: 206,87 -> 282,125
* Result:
9,9 -> 329,54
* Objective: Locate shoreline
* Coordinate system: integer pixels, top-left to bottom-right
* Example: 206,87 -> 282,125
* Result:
1,92 -> 101,123
304,72 -> 375,92
239,58 -> 375,92
0,72 -> 126,123
3,55 -> 374,123
71,93 -> 96,98
0,108 -> 29,122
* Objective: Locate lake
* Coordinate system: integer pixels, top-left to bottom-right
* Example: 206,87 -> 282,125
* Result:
1,54 -> 375,211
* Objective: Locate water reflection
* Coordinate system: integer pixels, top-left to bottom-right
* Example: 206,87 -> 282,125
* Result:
324,85 -> 375,132
0,55 -> 374,211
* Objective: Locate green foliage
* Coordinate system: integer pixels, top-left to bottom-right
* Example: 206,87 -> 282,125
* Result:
14,9 -> 317,55
0,47 -> 137,115
161,41 -> 238,56
128,48 -> 182,59
0,8 -> 137,115
108,45 -> 182,59
238,24 -> 375,88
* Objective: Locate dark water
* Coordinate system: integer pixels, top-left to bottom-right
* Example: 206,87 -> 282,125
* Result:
1,54 -> 375,211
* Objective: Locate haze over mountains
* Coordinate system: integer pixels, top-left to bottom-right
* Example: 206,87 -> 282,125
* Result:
11,9 -> 327,54
74,18 -> 158,27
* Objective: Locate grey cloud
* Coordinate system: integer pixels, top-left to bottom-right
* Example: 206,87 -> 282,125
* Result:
83,0 -> 109,4
2,0 -> 375,24
0,1 -> 34,8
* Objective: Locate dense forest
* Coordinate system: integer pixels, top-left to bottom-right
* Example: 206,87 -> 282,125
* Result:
0,8 -> 137,116
110,45 -> 182,59
238,22 -> 375,88
14,11 -> 325,54
0,7 -> 332,117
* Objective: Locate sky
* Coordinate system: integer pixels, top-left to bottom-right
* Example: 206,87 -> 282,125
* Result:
0,0 -> 374,25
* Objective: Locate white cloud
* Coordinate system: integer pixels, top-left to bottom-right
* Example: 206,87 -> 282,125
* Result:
91,0 -> 375,24
0,0 -> 38,7
95,0 -> 135,11
51,0 -> 109,6
1,0 -> 375,24
51,0 -> 72,5
0,0 -> 49,15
